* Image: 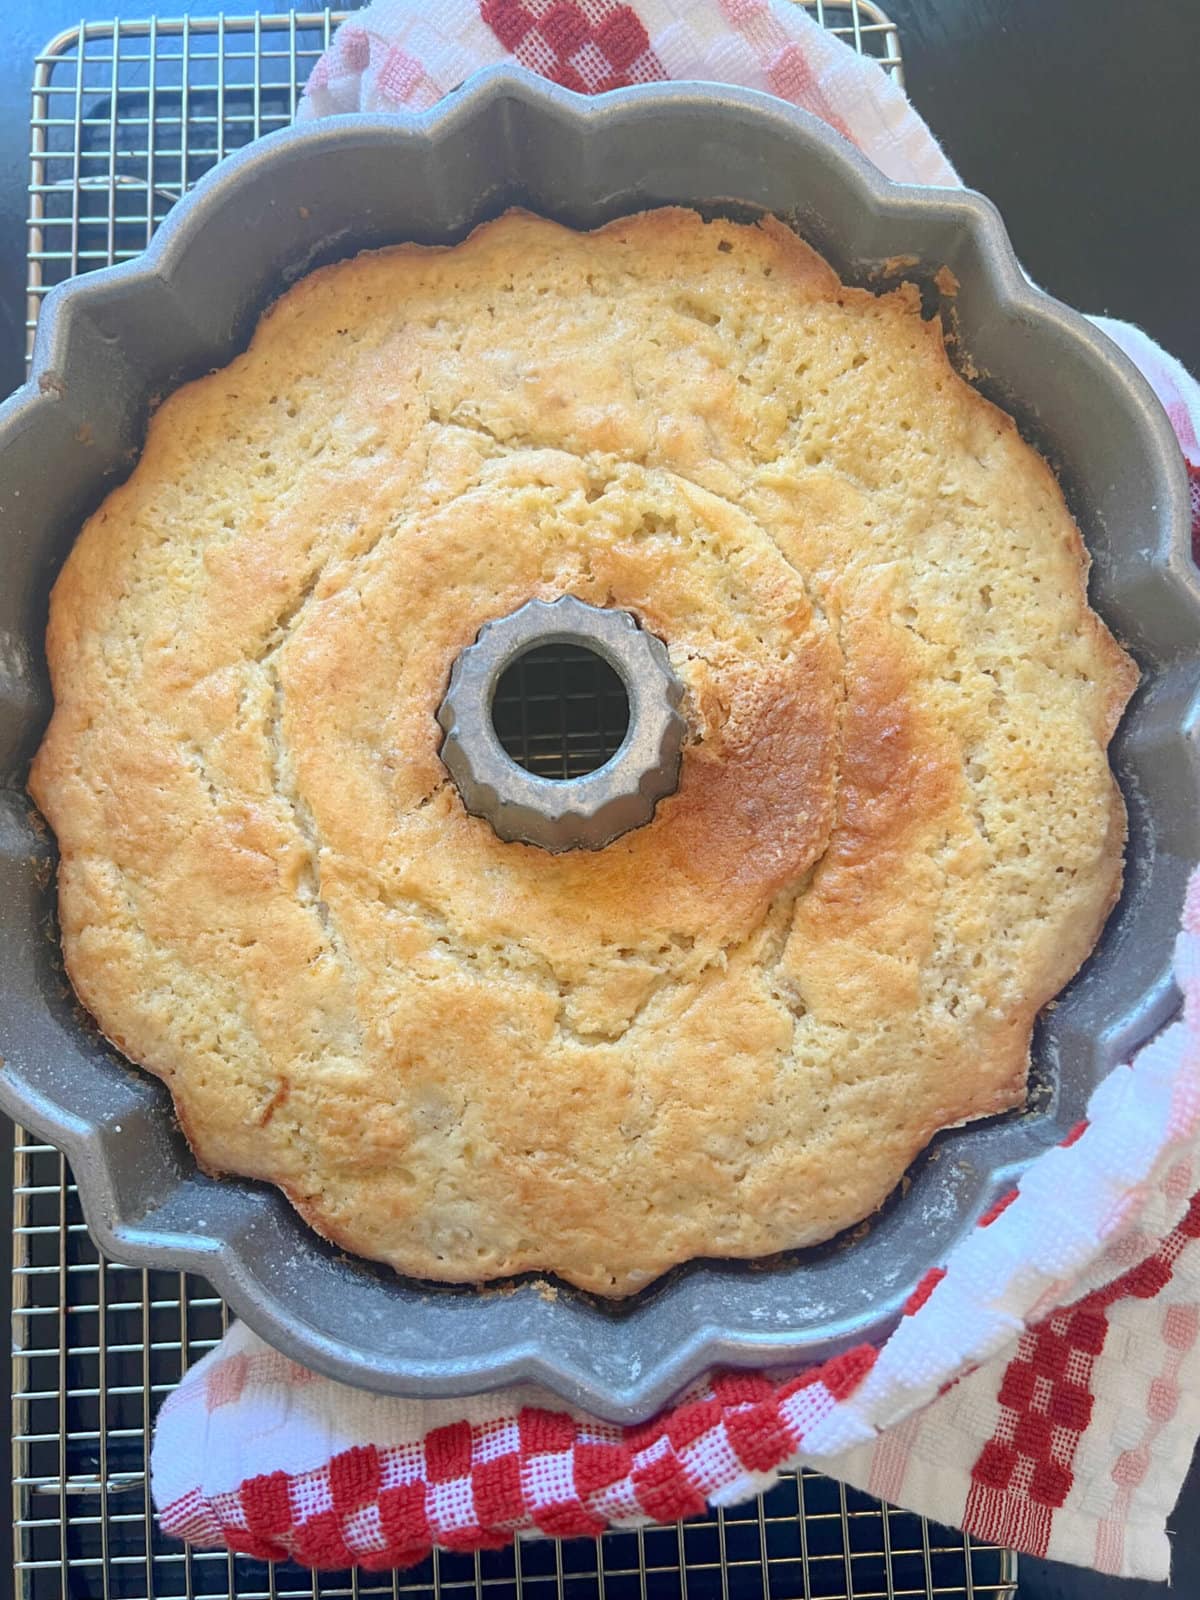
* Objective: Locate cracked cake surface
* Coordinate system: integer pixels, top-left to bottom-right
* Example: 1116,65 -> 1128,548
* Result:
30,208 -> 1137,1295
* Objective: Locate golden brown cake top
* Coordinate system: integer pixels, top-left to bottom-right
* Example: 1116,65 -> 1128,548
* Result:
31,208 -> 1136,1294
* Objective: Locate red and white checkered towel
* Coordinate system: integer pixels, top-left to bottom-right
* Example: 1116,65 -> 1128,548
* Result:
152,0 -> 1200,1580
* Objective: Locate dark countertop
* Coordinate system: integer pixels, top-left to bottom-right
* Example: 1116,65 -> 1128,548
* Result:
2,2 -> 1198,1596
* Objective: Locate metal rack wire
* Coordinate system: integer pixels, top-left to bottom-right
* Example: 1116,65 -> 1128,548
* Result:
16,9 -> 1015,1598
492,643 -> 632,779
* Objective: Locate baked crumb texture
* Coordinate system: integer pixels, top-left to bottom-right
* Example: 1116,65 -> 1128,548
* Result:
31,210 -> 1137,1295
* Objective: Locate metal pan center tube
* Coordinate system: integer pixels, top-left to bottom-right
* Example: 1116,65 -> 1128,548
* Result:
437,596 -> 686,851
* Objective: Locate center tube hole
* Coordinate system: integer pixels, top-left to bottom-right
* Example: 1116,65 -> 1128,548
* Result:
491,643 -> 631,781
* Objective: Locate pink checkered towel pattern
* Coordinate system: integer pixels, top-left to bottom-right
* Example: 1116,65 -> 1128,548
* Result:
151,0 -> 1200,1581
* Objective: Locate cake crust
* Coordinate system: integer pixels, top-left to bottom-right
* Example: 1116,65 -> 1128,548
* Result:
30,209 -> 1138,1294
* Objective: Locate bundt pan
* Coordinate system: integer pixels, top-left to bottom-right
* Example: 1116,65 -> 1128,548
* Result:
1,69 -> 1197,1422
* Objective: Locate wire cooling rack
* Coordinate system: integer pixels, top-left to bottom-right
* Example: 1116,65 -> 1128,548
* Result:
16,9 -> 1017,1599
